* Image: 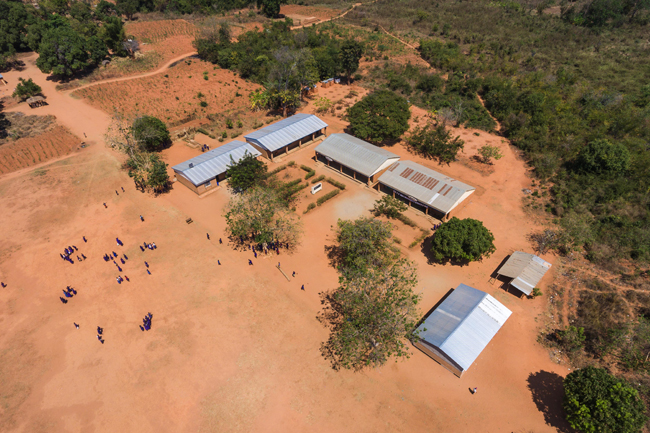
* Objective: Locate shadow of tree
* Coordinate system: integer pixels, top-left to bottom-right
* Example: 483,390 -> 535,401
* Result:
324,243 -> 343,270
316,289 -> 346,371
527,371 -> 575,433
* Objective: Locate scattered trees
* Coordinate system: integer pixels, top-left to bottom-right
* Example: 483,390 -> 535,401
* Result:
318,259 -> 422,371
226,152 -> 267,193
132,115 -> 171,152
477,144 -> 503,164
563,366 -> 647,433
12,78 -> 42,101
431,217 -> 496,263
346,90 -> 411,144
407,121 -> 465,164
224,185 -> 303,245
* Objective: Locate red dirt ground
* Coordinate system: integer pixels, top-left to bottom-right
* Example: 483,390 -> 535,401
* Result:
72,59 -> 260,126
281,4 -> 343,26
0,49 -> 572,433
0,126 -> 81,175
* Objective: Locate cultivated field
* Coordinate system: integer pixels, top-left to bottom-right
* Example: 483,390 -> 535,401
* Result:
0,126 -> 80,175
126,19 -> 198,43
72,60 -> 260,126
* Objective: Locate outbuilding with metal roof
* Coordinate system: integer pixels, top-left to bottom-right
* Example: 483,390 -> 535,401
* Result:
496,251 -> 552,296
172,140 -> 261,195
314,133 -> 400,185
414,284 -> 512,377
376,160 -> 475,220
244,113 -> 328,160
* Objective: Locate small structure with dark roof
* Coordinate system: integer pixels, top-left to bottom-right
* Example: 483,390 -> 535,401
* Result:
244,113 -> 327,161
376,160 -> 475,220
172,140 -> 261,195
496,251 -> 552,296
26,96 -> 46,108
314,133 -> 400,186
414,284 -> 512,377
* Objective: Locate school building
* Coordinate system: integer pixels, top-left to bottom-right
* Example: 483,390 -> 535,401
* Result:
314,133 -> 400,186
244,113 -> 328,161
172,140 -> 261,195
414,284 -> 512,377
376,160 -> 475,220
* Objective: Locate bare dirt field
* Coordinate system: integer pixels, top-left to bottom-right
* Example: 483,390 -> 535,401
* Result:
282,4 -> 344,26
72,59 -> 260,126
0,39 -> 573,433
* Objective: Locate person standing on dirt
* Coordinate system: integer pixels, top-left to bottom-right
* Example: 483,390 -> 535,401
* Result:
140,215 -> 144,222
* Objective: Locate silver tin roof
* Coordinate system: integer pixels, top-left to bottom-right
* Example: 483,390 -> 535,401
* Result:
314,133 -> 400,177
497,251 -> 552,295
244,113 -> 328,152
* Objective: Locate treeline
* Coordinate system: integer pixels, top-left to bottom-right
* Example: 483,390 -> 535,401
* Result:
560,0 -> 650,27
109,0 -> 258,18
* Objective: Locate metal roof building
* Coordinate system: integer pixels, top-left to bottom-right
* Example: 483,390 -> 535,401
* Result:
314,133 -> 400,185
414,284 -> 512,377
172,141 -> 261,194
245,113 -> 328,160
377,160 -> 475,218
497,251 -> 552,296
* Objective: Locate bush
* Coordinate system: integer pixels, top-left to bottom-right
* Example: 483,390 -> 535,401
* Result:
347,90 -> 411,144
226,119 -> 233,129
200,101 -> 208,107
326,177 -> 346,190
574,139 -> 631,176
311,175 -> 325,184
563,366 -> 647,433
132,116 -> 171,152
12,78 -> 42,101
303,202 -> 316,214
407,122 -> 465,164
373,195 -> 407,219
317,189 -> 339,206
300,164 -> 316,179
477,144 -> 503,164
431,217 -> 496,262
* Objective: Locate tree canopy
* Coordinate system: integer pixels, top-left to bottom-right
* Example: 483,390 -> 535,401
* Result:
346,90 -> 411,144
318,259 -> 422,371
226,152 -> 267,193
431,217 -> 496,262
257,0 -> 282,18
36,27 -> 104,76
339,39 -> 363,83
564,366 -> 647,433
132,116 -> 171,152
407,121 -> 465,164
574,138 -> 631,176
12,78 -> 42,101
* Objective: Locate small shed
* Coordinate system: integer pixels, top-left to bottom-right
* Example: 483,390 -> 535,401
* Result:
245,113 -> 327,160
26,96 -> 46,108
414,284 -> 512,377
314,133 -> 400,186
496,251 -> 551,296
376,160 -> 475,220
172,140 -> 261,195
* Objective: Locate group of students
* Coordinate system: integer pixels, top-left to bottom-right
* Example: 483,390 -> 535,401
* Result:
60,245 -> 87,264
200,144 -> 211,152
139,312 -> 153,331
59,286 -> 77,304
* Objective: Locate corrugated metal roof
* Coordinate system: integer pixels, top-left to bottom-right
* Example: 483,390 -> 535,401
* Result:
314,133 -> 400,177
415,284 -> 511,372
378,161 -> 475,214
497,251 -> 552,295
244,113 -> 328,152
172,141 -> 261,186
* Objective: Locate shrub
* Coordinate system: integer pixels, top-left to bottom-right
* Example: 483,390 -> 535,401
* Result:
407,122 -> 465,164
346,90 -> 411,144
300,164 -> 316,179
326,177 -> 346,190
317,189 -> 339,205
311,175 -> 325,184
303,202 -> 316,214
12,78 -> 42,101
574,139 -> 631,176
477,144 -> 504,164
200,101 -> 208,107
226,119 -> 234,129
237,120 -> 243,128
373,195 -> 407,218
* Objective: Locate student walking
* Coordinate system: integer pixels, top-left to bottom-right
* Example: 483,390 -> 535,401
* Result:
144,261 -> 149,268
140,215 -> 144,222
121,187 -> 125,192
206,233 -> 210,240
115,190 -> 119,195
248,259 -> 253,265
103,203 -> 107,208
147,269 -> 151,275
83,236 -> 87,242
124,275 -> 129,282
292,271 -> 296,277
218,260 -> 221,265
74,323 -> 79,329
81,254 -> 87,260
219,238 -> 222,244
301,285 -> 305,291
60,297 -> 68,304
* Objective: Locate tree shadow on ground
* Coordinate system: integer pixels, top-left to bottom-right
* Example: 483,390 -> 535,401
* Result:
324,243 -> 343,270
316,288 -> 346,371
527,371 -> 576,433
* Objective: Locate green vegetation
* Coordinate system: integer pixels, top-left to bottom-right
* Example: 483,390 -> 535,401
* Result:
346,90 -> 411,144
125,152 -> 169,193
407,121 -> 465,164
132,116 -> 171,152
431,217 -> 496,263
564,367 -> 647,433
257,0 -> 282,18
300,164 -> 316,179
12,78 -> 42,101
372,195 -> 408,219
316,189 -> 339,206
477,144 -> 503,164
339,39 -> 363,84
226,152 -> 267,193
114,0 -> 256,17
325,177 -> 346,190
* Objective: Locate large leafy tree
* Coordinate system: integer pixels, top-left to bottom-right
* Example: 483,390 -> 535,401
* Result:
339,39 -> 363,84
224,185 -> 303,245
574,138 -> 630,176
257,0 -> 282,18
226,152 -> 267,193
346,90 -> 411,144
125,152 -> 170,193
36,27 -> 92,76
431,217 -> 496,262
335,217 -> 399,277
407,121 -> 465,165
318,259 -> 422,371
132,115 -> 171,152
12,78 -> 42,101
0,1 -> 37,61
564,366 -> 647,433
101,16 -> 127,56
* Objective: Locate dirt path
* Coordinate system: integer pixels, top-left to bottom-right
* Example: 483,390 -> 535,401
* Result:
290,1 -> 377,30
65,51 -> 198,94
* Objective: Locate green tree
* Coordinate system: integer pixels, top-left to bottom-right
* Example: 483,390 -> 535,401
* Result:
116,0 -> 139,20
12,78 -> 42,101
125,152 -> 170,193
36,27 -> 91,76
564,366 -> 647,433
224,185 -> 303,245
339,39 -> 363,84
431,217 -> 496,262
101,16 -> 127,56
0,1 -> 37,59
335,217 -> 399,277
317,259 -> 422,371
257,0 -> 282,17
226,151 -> 267,193
477,144 -> 504,164
132,115 -> 171,152
407,121 -> 465,164
372,195 -> 408,219
346,90 -> 411,144
575,139 -> 631,176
